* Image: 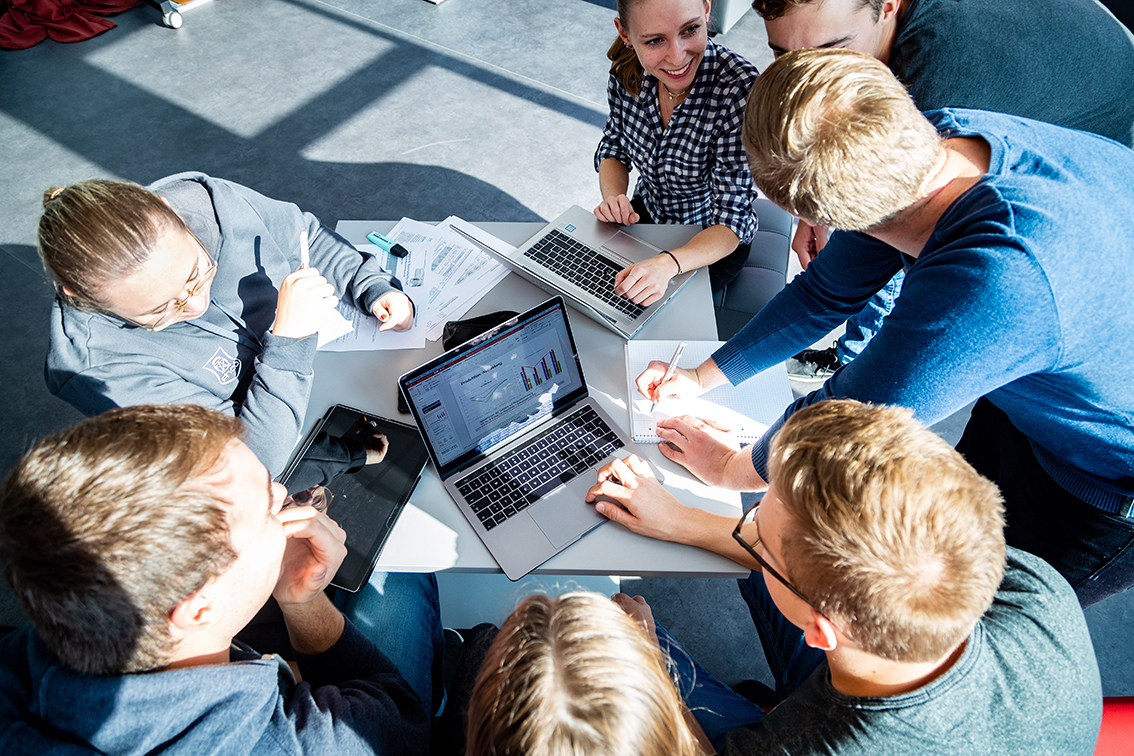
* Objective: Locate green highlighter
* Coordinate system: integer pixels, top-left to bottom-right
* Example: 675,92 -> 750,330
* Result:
367,231 -> 409,258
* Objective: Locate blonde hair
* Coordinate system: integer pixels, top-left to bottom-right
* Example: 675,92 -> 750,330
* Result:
0,405 -> 242,674
742,48 -> 942,230
38,179 -> 187,311
466,592 -> 702,756
768,400 -> 1006,663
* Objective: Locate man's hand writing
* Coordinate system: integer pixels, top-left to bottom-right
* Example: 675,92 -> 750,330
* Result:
635,361 -> 704,405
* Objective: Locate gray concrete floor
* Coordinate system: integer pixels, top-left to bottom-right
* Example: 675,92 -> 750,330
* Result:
0,0 -> 1129,696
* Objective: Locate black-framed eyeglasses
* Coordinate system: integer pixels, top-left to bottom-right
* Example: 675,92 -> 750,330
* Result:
122,231 -> 217,332
732,501 -> 814,606
733,503 -> 859,643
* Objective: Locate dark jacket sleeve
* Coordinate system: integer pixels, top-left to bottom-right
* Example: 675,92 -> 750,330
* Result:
282,619 -> 430,756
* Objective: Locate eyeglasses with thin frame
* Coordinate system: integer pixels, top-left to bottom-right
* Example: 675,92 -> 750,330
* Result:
123,231 -> 217,332
732,501 -> 857,643
732,501 -> 814,605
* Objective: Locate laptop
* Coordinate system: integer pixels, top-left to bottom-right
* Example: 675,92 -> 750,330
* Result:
398,297 -> 645,580
450,205 -> 696,339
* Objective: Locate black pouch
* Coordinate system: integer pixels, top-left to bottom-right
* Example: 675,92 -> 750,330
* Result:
441,310 -> 519,351
397,310 -> 520,413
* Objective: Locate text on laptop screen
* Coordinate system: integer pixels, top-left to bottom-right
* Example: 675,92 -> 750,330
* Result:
402,303 -> 586,471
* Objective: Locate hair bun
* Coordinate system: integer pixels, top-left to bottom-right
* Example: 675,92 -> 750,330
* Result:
43,187 -> 66,205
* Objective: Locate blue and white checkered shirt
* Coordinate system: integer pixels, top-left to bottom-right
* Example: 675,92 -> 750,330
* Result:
594,39 -> 760,244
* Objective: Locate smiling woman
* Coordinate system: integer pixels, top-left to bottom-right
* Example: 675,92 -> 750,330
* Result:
37,172 -> 416,475
593,0 -> 761,307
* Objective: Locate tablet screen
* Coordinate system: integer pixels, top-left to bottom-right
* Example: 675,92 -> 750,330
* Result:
279,405 -> 430,592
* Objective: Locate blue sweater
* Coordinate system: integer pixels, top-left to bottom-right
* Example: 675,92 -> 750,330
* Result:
0,620 -> 428,755
713,109 -> 1134,504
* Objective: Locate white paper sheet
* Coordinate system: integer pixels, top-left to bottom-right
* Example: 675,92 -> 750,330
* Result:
317,300 -> 427,351
419,217 -> 511,340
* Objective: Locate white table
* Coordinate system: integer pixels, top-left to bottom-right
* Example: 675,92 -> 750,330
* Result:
311,220 -> 779,578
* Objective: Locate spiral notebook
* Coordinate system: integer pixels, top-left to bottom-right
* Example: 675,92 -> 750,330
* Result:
625,341 -> 794,444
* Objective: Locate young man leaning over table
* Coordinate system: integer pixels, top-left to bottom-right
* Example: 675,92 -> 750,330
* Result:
619,48 -> 1134,608
586,399 -> 1102,755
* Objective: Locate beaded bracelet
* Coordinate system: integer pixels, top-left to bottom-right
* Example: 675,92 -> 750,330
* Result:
661,249 -> 682,275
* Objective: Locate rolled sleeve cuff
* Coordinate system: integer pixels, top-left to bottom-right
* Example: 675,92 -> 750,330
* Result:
749,415 -> 786,482
260,332 -> 319,373
712,340 -> 759,385
594,141 -> 629,173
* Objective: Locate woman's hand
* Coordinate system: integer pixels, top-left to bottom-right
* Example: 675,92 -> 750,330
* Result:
593,193 -> 640,226
635,360 -> 706,404
273,267 -> 339,339
614,254 -> 677,306
611,593 -> 659,646
372,291 -> 414,332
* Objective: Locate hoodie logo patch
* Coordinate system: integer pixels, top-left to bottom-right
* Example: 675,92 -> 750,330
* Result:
203,346 -> 241,385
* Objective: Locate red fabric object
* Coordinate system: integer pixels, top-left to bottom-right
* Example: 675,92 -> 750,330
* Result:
0,0 -> 144,50
1096,697 -> 1134,756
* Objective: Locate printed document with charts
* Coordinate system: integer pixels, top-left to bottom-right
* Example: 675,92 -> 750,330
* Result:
625,341 -> 794,444
322,217 -> 510,351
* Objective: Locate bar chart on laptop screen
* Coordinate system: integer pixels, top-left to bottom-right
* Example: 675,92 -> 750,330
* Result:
452,332 -> 573,444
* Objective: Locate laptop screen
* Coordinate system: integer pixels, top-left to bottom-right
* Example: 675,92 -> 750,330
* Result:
400,297 -> 588,478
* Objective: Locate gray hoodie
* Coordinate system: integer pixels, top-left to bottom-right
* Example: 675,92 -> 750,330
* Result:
0,620 -> 429,755
45,172 -> 404,476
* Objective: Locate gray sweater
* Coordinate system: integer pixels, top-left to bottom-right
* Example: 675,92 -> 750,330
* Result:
723,549 -> 1103,755
45,172 -> 403,476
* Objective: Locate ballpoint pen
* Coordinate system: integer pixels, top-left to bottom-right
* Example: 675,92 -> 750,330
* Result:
299,230 -> 310,269
651,341 -> 686,413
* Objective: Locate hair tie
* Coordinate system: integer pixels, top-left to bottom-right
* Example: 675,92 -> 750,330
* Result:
44,187 -> 66,203
661,249 -> 682,275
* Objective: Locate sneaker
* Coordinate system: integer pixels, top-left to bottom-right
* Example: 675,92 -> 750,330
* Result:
786,344 -> 841,383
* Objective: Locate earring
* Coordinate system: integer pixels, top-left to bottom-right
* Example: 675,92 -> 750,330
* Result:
624,42 -> 632,48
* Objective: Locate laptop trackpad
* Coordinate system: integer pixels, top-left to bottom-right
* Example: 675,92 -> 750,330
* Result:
601,230 -> 656,263
529,491 -> 606,549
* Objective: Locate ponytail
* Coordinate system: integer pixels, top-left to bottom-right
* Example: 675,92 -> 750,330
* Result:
607,35 -> 644,97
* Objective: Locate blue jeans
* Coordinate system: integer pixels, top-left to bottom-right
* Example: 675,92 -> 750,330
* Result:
658,572 -> 827,751
656,624 -> 765,752
838,269 -> 905,363
736,571 -> 826,701
335,571 -> 443,713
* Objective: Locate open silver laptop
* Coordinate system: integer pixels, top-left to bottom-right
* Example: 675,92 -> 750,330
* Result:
398,297 -> 644,580
451,205 -> 696,339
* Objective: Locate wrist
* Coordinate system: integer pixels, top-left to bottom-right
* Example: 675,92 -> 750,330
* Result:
660,249 -> 682,276
280,592 -> 346,655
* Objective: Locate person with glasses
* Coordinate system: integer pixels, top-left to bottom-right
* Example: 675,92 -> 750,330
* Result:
637,49 -> 1134,608
586,400 -> 1102,755
37,172 -> 415,476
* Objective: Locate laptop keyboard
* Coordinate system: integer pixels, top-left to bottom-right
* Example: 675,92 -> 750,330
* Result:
524,229 -> 646,319
455,405 -> 625,531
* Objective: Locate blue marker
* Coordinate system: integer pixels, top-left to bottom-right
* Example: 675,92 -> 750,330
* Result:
367,231 -> 409,258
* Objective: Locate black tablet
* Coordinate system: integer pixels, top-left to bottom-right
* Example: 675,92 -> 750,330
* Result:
278,405 -> 430,592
